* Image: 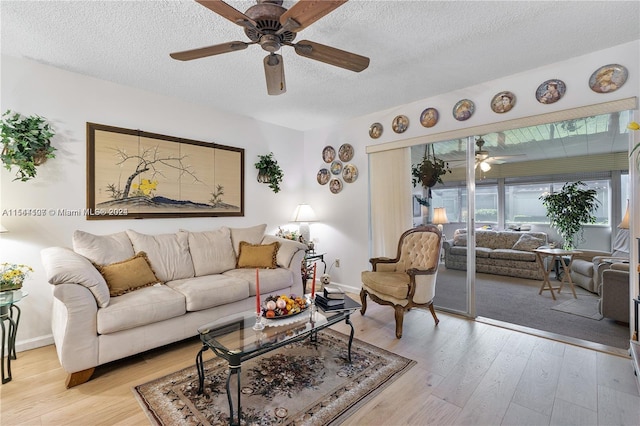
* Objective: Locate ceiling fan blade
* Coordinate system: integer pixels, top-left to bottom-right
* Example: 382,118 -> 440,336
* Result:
279,0 -> 348,32
170,41 -> 249,61
293,40 -> 369,72
264,53 -> 286,96
195,0 -> 257,29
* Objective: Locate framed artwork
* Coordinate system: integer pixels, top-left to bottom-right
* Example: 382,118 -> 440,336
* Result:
453,99 -> 475,121
322,145 -> 336,163
535,79 -> 566,104
392,115 -> 409,133
338,143 -> 354,162
490,91 -> 516,113
329,178 -> 343,194
589,64 -> 628,93
420,108 -> 439,128
342,164 -> 358,183
86,123 -> 244,220
369,122 -> 383,139
317,168 -> 330,185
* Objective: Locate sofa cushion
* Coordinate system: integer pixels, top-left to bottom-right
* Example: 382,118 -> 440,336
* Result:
223,268 -> 294,296
230,224 -> 267,256
262,235 -> 307,268
571,259 -> 594,276
97,252 -> 161,297
72,230 -> 135,265
166,275 -> 250,311
475,247 -> 492,258
453,233 -> 467,247
41,246 -> 111,308
126,230 -> 195,282
187,228 -> 236,276
512,233 -> 546,251
236,241 -> 279,269
97,285 -> 186,334
489,249 -> 537,262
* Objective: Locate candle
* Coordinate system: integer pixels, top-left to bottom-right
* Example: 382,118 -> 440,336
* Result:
311,262 -> 317,298
255,268 -> 260,314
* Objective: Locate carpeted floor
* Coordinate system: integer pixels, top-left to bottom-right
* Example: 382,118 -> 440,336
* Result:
434,268 -> 629,349
133,328 -> 415,426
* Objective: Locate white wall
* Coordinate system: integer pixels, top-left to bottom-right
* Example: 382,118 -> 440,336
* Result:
3,39 -> 639,351
0,55 -> 305,351
304,40 -> 639,291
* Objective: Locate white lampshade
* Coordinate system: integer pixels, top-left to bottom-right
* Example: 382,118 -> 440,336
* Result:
432,207 -> 449,233
618,200 -> 630,229
0,224 -> 8,233
291,204 -> 317,243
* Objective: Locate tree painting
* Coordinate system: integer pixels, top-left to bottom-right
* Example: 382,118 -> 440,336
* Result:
87,123 -> 244,219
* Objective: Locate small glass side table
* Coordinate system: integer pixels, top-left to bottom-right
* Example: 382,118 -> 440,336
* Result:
1,289 -> 28,384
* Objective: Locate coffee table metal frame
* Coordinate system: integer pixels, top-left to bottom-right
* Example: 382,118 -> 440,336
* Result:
195,297 -> 361,425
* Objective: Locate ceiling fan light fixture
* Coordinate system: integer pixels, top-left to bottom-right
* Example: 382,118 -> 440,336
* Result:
264,53 -> 286,95
480,161 -> 492,172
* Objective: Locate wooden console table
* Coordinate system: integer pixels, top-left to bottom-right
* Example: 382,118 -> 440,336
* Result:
533,248 -> 582,300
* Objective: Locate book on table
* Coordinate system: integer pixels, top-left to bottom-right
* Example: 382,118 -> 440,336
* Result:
323,285 -> 345,300
315,293 -> 344,308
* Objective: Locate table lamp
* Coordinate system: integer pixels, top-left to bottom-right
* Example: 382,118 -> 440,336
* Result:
432,207 -> 449,236
618,200 -> 629,229
291,204 -> 317,244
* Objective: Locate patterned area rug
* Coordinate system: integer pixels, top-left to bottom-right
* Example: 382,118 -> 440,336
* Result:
133,328 -> 415,425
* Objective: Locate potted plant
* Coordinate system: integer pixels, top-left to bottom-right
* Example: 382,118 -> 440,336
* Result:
412,144 -> 451,205
540,181 -> 599,250
254,152 -> 283,193
0,110 -> 56,182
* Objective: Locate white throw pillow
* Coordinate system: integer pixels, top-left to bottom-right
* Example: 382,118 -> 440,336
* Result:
72,230 -> 134,266
512,233 -> 545,251
188,228 -> 237,276
230,224 -> 267,256
126,230 -> 195,282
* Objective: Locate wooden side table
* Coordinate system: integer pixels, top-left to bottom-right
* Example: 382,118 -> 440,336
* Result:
533,248 -> 582,300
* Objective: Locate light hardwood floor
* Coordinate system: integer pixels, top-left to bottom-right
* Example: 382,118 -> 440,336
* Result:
2,301 -> 639,425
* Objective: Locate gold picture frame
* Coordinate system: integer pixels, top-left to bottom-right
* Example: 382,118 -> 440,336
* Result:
86,123 -> 244,220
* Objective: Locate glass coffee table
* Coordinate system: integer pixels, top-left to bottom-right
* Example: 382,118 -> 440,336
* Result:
195,295 -> 361,425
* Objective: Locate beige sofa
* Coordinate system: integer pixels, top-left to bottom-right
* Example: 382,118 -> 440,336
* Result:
443,229 -> 548,280
40,224 -> 307,387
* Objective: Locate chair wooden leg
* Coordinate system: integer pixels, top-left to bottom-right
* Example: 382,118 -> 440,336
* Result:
65,367 -> 95,388
359,288 -> 368,315
394,305 -> 405,338
429,302 -> 439,326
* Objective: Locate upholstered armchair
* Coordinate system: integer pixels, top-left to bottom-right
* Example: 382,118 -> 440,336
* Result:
599,262 -> 630,323
569,229 -> 629,293
360,225 -> 442,338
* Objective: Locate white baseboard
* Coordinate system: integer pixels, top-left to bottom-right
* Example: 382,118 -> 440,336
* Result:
15,334 -> 54,353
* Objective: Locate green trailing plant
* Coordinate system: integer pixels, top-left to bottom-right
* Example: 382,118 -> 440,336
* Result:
255,152 -> 284,193
0,110 -> 56,182
411,144 -> 451,205
539,181 -> 599,250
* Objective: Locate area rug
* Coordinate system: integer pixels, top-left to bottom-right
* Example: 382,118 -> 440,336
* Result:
133,328 -> 415,426
551,297 -> 603,320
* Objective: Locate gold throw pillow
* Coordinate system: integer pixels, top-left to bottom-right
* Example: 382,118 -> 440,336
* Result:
236,241 -> 280,269
97,252 -> 161,296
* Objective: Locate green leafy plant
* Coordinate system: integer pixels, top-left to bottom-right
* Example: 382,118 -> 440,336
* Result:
0,110 -> 56,182
540,181 -> 599,250
411,145 -> 451,189
255,152 -> 284,193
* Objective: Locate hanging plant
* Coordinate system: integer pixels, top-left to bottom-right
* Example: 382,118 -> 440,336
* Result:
411,144 -> 451,205
540,181 -> 599,250
0,110 -> 56,182
254,152 -> 283,193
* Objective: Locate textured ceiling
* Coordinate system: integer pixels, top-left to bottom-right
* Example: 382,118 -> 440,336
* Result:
1,1 -> 639,131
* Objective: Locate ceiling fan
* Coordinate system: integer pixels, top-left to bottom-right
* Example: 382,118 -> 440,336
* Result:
170,0 -> 370,95
475,136 -> 523,171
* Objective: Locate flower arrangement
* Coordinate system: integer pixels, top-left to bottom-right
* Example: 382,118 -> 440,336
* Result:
629,120 -> 639,154
0,263 -> 33,292
276,227 -> 300,241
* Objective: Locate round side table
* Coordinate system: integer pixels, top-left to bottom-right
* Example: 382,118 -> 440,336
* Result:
1,289 -> 28,384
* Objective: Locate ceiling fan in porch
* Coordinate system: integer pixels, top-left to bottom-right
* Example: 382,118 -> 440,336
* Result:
474,136 -> 523,171
169,0 -> 370,95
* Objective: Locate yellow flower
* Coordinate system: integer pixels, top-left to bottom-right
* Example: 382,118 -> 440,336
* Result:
628,121 -> 640,131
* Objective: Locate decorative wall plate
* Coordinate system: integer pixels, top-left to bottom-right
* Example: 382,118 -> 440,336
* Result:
392,115 -> 409,133
338,143 -> 354,162
453,99 -> 475,121
589,64 -> 628,93
342,164 -> 358,183
330,161 -> 343,175
535,79 -> 566,104
317,168 -> 330,185
329,178 -> 343,194
322,146 -> 336,163
490,91 -> 516,113
369,122 -> 383,139
420,108 -> 439,128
